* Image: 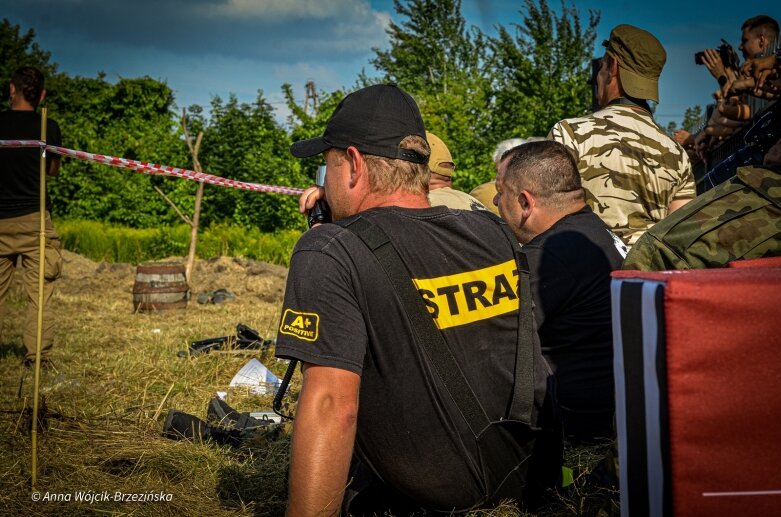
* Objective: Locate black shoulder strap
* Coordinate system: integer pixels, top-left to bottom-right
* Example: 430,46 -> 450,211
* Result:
338,213 -> 535,436
479,212 -> 535,424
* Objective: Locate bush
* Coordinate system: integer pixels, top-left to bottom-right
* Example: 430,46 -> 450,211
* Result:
56,219 -> 301,267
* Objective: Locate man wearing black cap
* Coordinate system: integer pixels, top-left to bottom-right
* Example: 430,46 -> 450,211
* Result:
548,24 -> 695,248
275,84 -> 561,515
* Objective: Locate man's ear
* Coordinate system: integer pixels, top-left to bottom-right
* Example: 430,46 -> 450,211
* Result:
345,146 -> 364,189
609,57 -> 620,79
519,190 -> 534,216
758,33 -> 770,51
39,89 -> 46,104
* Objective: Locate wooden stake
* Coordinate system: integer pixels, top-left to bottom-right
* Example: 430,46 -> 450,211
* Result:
31,107 -> 48,489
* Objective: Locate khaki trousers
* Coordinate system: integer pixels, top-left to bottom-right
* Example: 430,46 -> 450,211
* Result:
0,212 -> 63,359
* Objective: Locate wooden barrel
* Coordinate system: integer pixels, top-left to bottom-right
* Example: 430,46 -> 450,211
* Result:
133,262 -> 189,312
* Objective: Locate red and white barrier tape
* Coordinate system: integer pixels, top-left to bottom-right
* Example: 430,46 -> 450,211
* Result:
0,139 -> 306,196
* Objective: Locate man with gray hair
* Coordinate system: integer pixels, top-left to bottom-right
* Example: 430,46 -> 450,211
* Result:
469,137 -> 546,216
495,140 -> 626,443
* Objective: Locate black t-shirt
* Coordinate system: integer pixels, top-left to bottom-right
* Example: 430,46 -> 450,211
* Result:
523,207 -> 626,423
0,109 -> 62,218
275,206 -> 529,510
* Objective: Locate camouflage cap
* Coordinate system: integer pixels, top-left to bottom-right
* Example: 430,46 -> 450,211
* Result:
603,24 -> 666,103
426,131 -> 455,177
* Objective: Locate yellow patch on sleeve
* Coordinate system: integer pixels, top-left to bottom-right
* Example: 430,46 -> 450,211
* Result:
279,309 -> 320,342
412,258 -> 520,329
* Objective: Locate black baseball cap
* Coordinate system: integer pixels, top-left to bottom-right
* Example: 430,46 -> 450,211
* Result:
290,84 -> 428,164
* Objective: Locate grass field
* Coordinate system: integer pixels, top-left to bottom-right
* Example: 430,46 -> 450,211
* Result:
0,250 -> 618,516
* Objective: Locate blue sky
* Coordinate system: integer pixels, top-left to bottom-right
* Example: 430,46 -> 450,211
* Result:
2,0 -> 779,132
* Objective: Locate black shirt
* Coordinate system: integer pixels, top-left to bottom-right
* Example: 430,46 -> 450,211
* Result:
523,206 -> 626,440
275,206 -> 537,510
0,109 -> 62,218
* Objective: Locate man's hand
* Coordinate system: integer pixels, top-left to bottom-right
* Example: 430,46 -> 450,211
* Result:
299,185 -> 325,215
287,364 -> 360,517
673,130 -> 694,148
741,55 -> 777,83
702,48 -> 727,81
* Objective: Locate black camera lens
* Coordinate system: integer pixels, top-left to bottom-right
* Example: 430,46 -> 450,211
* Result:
694,51 -> 706,65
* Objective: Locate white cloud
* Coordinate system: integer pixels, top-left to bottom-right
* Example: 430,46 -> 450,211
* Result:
198,0 -> 384,21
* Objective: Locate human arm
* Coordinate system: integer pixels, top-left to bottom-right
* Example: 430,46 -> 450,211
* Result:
47,121 -> 62,177
287,363 -> 360,517
47,156 -> 60,177
741,55 -> 778,88
667,198 -> 690,214
276,230 -> 369,515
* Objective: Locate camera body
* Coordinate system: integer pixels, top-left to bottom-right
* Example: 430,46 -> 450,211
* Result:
307,165 -> 331,228
695,39 -> 741,71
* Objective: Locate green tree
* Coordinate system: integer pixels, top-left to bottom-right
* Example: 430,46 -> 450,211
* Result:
47,75 -> 188,227
282,82 -> 345,185
371,0 -> 486,94
370,0 -> 495,190
197,92 -> 307,232
490,0 -> 600,138
0,19 -> 58,97
681,105 -> 703,133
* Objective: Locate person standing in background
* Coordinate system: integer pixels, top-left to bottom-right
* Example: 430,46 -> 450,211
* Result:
0,66 -> 63,367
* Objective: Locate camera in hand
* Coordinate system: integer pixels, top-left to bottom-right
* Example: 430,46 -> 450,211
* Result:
695,39 -> 740,71
307,165 -> 331,228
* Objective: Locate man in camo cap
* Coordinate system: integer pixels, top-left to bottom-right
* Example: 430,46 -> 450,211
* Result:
549,24 -> 695,248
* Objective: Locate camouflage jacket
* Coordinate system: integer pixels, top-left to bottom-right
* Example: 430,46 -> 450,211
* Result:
549,105 -> 695,247
623,166 -> 781,271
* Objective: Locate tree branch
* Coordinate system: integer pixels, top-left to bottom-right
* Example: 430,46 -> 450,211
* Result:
153,186 -> 192,226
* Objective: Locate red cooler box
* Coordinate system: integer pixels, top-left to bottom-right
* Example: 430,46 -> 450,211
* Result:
612,268 -> 781,517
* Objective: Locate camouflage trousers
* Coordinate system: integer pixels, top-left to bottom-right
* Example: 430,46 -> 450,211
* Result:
0,212 -> 62,359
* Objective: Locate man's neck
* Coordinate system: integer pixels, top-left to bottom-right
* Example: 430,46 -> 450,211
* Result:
428,175 -> 452,191
10,100 -> 36,111
355,191 -> 431,213
531,201 -> 586,240
605,96 -> 651,114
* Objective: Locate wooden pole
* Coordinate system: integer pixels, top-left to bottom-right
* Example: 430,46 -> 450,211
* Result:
187,180 -> 204,283
182,110 -> 204,284
31,107 -> 47,489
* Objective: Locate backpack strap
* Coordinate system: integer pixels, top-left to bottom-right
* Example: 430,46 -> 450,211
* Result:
480,212 -> 535,425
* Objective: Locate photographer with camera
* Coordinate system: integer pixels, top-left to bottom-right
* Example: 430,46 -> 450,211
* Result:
680,16 -> 779,160
697,39 -> 742,100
